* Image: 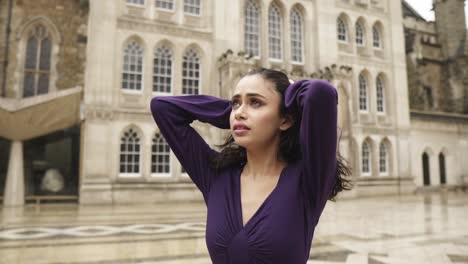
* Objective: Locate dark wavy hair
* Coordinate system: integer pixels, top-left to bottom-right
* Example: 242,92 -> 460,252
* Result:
209,68 -> 352,201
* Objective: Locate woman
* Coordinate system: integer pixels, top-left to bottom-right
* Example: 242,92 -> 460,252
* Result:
150,68 -> 351,263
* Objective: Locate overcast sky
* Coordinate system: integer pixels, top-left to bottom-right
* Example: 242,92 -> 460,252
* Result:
405,0 -> 468,28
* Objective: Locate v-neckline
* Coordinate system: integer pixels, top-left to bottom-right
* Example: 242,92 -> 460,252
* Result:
237,163 -> 288,229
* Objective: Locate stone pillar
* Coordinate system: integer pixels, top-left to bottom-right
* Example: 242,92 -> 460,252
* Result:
3,140 -> 24,206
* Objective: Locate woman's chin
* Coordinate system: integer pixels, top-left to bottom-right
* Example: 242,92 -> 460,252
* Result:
232,137 -> 250,148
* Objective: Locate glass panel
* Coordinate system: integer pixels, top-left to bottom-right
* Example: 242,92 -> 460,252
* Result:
268,4 -> 282,59
122,41 -> 144,91
156,0 -> 174,10
37,74 -> 49,94
25,37 -> 38,69
39,37 -> 52,70
23,73 -> 35,98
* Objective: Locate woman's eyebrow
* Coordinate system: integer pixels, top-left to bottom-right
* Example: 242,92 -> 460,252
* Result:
231,93 -> 267,100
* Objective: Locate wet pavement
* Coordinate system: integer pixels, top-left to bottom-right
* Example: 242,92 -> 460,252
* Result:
1,192 -> 467,264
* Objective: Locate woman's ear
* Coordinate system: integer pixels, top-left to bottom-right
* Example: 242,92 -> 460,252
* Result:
279,114 -> 294,131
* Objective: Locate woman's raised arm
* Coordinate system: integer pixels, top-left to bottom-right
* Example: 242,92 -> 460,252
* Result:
285,80 -> 338,210
150,95 -> 232,203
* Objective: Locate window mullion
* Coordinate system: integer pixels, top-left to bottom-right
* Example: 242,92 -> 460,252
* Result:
34,37 -> 43,96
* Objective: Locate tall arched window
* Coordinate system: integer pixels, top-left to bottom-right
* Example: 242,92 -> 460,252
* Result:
379,142 -> 388,175
23,25 -> 52,98
373,25 -> 382,48
359,74 -> 368,111
119,128 -> 141,177
376,76 -> 385,113
422,152 -> 430,185
152,133 -> 171,175
337,17 -> 348,42
362,141 -> 371,175
439,152 -> 446,184
182,48 -> 200,94
153,45 -> 172,93
122,40 -> 144,92
355,22 -> 365,46
290,7 -> 304,63
244,0 -> 260,57
268,3 -> 282,60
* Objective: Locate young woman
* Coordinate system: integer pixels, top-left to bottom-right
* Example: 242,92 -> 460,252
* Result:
150,68 -> 351,263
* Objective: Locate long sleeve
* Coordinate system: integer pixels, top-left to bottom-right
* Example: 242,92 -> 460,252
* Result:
285,79 -> 338,210
150,95 -> 232,203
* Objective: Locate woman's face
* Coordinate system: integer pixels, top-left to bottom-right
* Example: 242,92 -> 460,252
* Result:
230,75 -> 292,149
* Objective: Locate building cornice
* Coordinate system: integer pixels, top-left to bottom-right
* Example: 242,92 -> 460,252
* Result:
117,17 -> 213,40
410,110 -> 468,122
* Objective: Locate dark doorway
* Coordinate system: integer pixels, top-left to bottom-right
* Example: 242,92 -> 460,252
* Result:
0,138 -> 11,197
23,126 -> 80,203
422,152 -> 431,186
439,153 -> 446,185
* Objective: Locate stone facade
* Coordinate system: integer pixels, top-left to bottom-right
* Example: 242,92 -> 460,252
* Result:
79,0 -> 419,203
0,0 -> 88,99
403,0 -> 468,113
0,0 -> 88,205
1,0 -> 467,205
403,0 -> 468,190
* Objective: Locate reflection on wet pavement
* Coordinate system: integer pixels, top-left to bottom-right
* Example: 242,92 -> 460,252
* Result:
1,192 -> 467,264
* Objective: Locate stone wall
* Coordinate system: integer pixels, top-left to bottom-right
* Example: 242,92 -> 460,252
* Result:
0,0 -> 88,98
404,0 -> 468,114
410,111 -> 468,187
433,0 -> 467,60
0,0 -> 9,97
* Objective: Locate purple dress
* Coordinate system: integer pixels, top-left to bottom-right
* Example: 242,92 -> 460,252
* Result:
150,80 -> 338,264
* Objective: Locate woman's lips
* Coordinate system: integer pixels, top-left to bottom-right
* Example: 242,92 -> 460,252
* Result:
233,125 -> 250,136
233,129 -> 249,136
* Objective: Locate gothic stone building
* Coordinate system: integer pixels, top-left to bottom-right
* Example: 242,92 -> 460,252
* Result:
0,0 -> 467,205
0,0 -> 88,205
403,0 -> 468,188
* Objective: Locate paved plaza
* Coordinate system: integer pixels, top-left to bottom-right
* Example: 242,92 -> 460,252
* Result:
0,192 -> 467,264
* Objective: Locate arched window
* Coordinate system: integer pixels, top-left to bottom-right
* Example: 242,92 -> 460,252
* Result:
122,40 -> 144,91
244,0 -> 261,57
422,152 -> 430,185
373,26 -> 382,48
268,3 -> 282,60
152,133 -> 171,175
119,128 -> 141,176
184,0 -> 201,15
156,0 -> 174,10
337,17 -> 348,42
362,141 -> 371,175
153,45 -> 172,93
355,22 -> 365,46
23,25 -> 52,98
439,152 -> 446,184
376,76 -> 385,113
182,48 -> 200,94
379,142 -> 388,175
359,74 -> 368,111
290,7 -> 304,63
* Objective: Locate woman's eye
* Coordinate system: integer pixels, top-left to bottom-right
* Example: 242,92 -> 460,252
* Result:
231,99 -> 262,107
251,99 -> 262,106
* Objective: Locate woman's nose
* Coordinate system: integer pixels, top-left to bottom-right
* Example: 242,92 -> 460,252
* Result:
234,105 -> 246,119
